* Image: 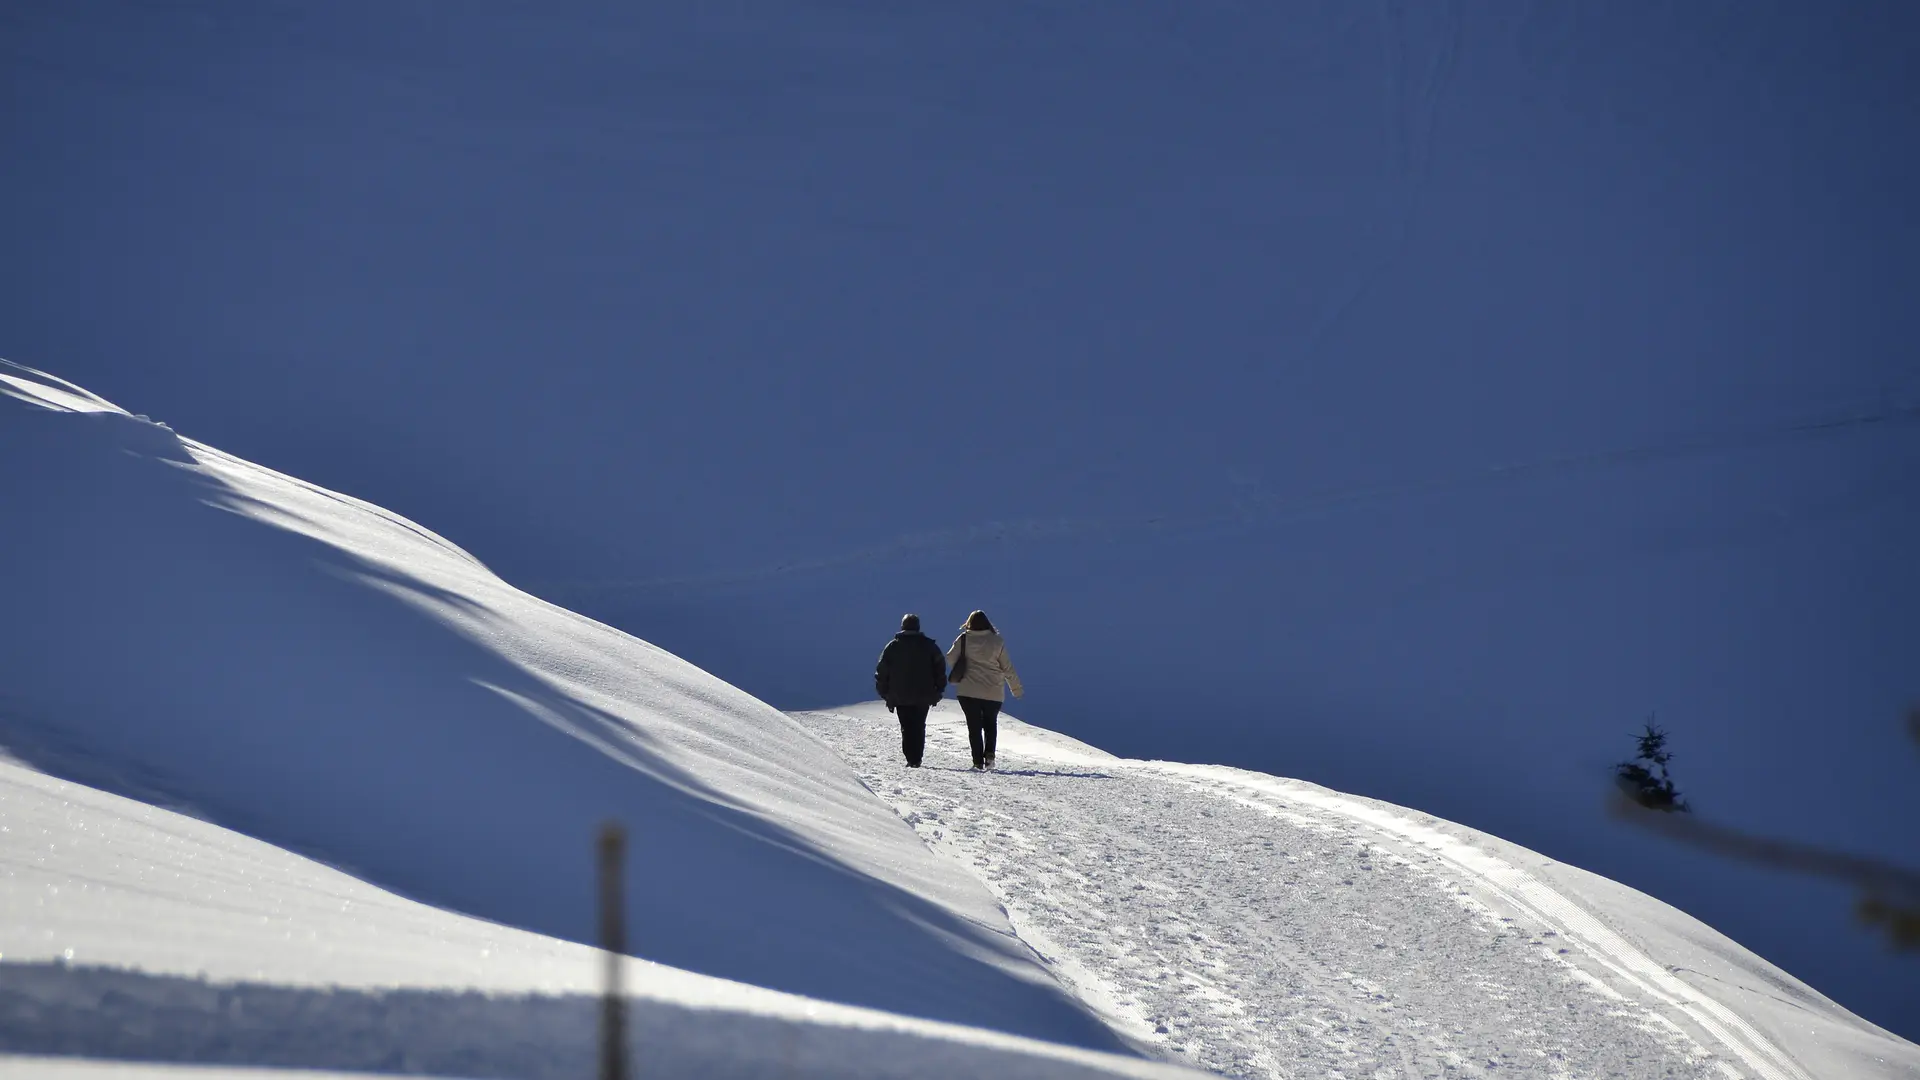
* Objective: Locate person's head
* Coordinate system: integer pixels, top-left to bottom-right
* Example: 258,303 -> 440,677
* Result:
899,613 -> 921,632
963,610 -> 995,632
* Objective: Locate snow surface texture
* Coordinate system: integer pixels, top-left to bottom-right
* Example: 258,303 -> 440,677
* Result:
800,705 -> 1920,1080
0,358 -> 1128,1050
0,758 -> 1192,1079
3,357 -> 1914,1079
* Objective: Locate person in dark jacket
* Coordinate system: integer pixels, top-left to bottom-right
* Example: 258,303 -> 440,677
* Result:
874,613 -> 947,767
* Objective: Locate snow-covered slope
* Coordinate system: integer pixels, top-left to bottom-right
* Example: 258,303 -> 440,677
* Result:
4,358 -> 1914,1079
0,755 -> 1193,1079
0,359 -> 1126,1051
800,705 -> 1920,1080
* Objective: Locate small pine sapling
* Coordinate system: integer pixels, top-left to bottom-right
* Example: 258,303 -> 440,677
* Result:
1609,706 -> 1920,952
1615,719 -> 1689,813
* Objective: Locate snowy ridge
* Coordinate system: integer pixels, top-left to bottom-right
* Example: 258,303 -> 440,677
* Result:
0,358 -> 1135,1054
801,706 -> 1920,1080
0,363 -> 121,414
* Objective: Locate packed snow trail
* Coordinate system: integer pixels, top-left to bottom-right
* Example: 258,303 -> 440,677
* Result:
800,706 -> 1918,1080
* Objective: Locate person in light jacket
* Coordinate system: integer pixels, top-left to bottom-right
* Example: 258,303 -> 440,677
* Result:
947,610 -> 1023,770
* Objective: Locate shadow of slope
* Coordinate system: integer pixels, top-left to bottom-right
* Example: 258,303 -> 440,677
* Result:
0,405 -> 1125,1051
0,965 -> 1171,1080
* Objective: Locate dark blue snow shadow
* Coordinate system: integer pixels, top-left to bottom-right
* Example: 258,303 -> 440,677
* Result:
911,766 -> 1117,780
0,405 -> 1128,1053
992,769 -> 1118,780
0,964 -> 1151,1080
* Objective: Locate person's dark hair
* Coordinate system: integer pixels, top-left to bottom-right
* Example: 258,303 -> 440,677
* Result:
900,613 -> 921,632
963,610 -> 995,632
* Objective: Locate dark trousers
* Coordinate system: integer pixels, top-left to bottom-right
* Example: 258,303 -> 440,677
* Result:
957,696 -> 1002,767
895,705 -> 929,766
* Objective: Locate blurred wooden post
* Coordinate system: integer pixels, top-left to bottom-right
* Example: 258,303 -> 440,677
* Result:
598,821 -> 629,1080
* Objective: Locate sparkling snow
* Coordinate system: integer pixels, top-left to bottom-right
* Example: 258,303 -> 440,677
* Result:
3,358 -> 1914,1078
802,705 -> 1920,1080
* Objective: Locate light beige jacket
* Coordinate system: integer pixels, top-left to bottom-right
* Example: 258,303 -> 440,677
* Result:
947,630 -> 1023,703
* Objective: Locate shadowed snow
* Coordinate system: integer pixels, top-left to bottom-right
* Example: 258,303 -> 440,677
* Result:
0,359 -> 1126,1050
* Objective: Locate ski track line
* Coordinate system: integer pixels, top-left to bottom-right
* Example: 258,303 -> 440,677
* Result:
1128,760 -> 1811,1080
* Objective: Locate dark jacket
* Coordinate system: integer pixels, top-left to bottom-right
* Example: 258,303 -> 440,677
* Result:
875,631 -> 948,708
